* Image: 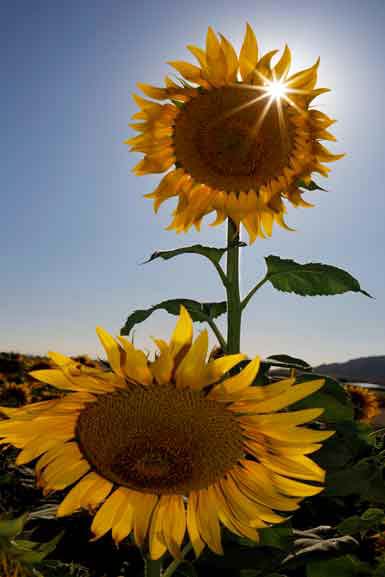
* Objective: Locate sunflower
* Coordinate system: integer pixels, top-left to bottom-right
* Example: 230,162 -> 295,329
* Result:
0,382 -> 32,408
0,308 -> 332,559
344,384 -> 380,423
126,24 -> 343,242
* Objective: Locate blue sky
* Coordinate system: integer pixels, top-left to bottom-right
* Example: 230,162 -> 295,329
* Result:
1,0 -> 384,365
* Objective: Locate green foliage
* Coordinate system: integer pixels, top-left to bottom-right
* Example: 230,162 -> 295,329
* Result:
0,512 -> 29,537
306,555 -> 371,577
265,354 -> 311,370
258,527 -> 294,551
144,242 -> 245,266
297,179 -> 327,191
264,256 -> 371,297
121,298 -> 226,335
292,375 -> 354,423
336,508 -> 384,536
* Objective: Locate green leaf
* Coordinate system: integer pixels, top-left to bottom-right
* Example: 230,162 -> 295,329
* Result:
12,531 -> 64,565
336,516 -> 366,536
121,299 -> 226,336
336,510 -> 384,536
265,256 -> 372,298
171,99 -> 185,109
266,354 -> 311,370
259,527 -> 294,551
360,507 -> 385,525
0,513 -> 28,537
297,179 -> 327,192
292,375 -> 354,423
145,242 -> 245,266
306,555 -> 371,577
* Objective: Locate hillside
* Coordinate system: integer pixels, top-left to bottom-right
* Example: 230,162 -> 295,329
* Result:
315,355 -> 385,385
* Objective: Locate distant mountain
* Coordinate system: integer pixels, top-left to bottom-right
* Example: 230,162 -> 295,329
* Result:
314,356 -> 385,386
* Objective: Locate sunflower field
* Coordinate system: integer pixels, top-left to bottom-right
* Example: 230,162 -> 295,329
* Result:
1,22 -> 385,577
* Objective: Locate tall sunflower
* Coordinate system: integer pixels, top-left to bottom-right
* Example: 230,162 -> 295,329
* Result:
126,24 -> 343,242
0,308 -> 333,559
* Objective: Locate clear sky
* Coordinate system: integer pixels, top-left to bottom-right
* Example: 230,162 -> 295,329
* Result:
1,0 -> 384,365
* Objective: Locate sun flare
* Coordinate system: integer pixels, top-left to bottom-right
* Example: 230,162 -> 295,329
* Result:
264,79 -> 288,101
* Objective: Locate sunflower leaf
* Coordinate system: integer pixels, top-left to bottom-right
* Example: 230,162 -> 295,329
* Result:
0,512 -> 28,537
297,179 -> 327,192
121,299 -> 226,336
265,256 -> 372,298
292,374 -> 354,422
144,242 -> 246,266
265,354 -> 311,370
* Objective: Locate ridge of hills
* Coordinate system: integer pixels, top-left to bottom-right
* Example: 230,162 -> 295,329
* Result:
314,355 -> 385,386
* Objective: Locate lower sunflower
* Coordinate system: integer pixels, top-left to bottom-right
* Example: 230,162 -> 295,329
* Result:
0,308 -> 333,559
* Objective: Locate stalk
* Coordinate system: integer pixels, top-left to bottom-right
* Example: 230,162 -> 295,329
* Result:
144,557 -> 162,577
226,219 -> 242,354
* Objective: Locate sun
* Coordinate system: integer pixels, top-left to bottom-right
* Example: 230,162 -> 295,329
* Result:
264,79 -> 288,101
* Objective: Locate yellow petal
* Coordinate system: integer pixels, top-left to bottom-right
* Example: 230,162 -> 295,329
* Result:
286,58 -> 319,90
134,493 -> 159,546
96,327 -> 123,376
161,495 -> 186,559
48,351 -> 73,367
202,354 -> 246,387
243,407 -> 324,429
239,23 -> 258,80
221,475 -> 268,529
111,489 -> 135,544
80,476 -> 113,510
209,356 -> 260,398
151,339 -> 173,384
35,442 -> 69,477
168,60 -> 203,83
208,483 -> 259,541
16,435 -> 70,466
29,369 -> 76,391
42,459 -> 90,493
137,82 -> 168,100
187,44 -> 207,69
175,330 -> 208,389
220,34 -> 238,82
149,498 -> 168,560
238,379 -> 325,413
238,461 -> 301,511
272,473 -> 324,497
196,488 -> 223,555
260,453 -> 325,482
205,27 -> 227,85
57,472 -> 101,517
274,44 -> 291,80
187,492 -> 205,558
117,337 -> 152,384
91,488 -> 129,540
169,306 -> 193,359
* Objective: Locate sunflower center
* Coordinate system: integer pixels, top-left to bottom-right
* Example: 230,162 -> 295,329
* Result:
76,383 -> 243,494
173,85 -> 295,192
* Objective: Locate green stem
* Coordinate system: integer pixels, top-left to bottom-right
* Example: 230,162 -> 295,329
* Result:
163,543 -> 193,577
206,317 -> 227,351
144,557 -> 162,577
241,275 -> 269,311
226,219 -> 242,354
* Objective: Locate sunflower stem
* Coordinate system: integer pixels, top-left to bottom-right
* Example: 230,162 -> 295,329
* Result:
206,317 -> 227,351
162,543 -> 193,577
226,219 -> 242,354
144,556 -> 162,577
